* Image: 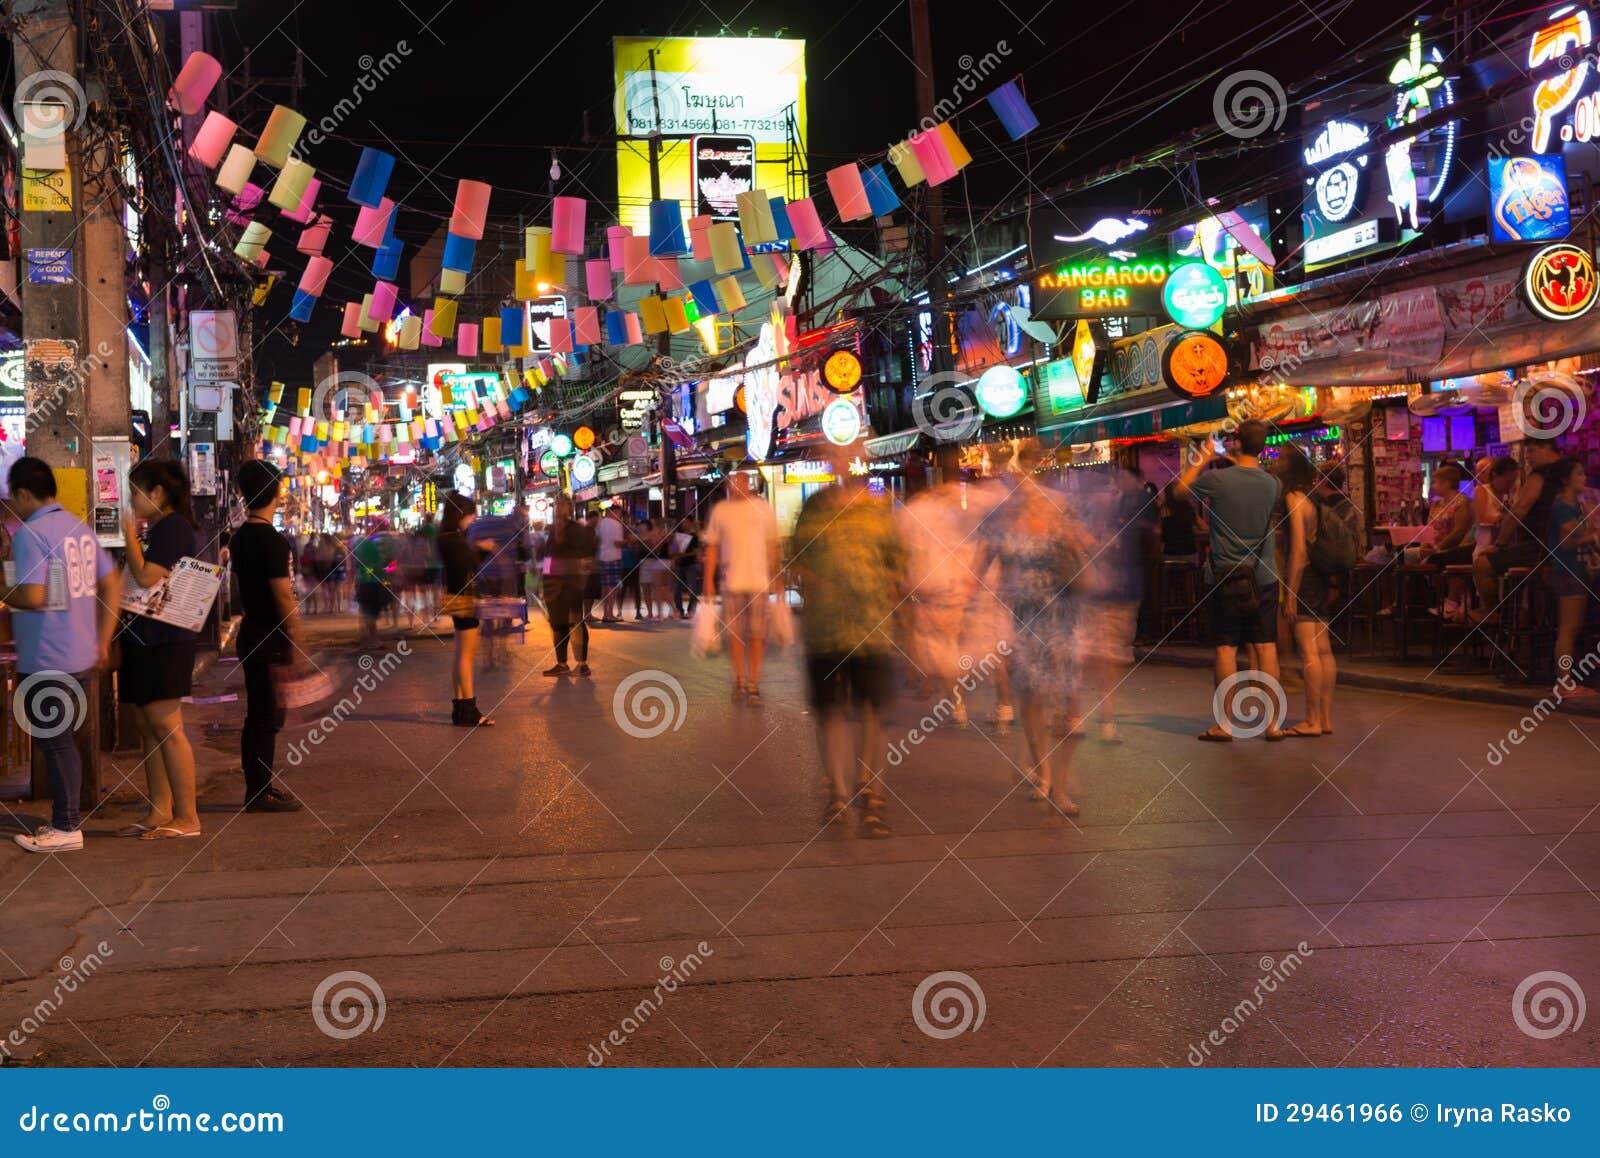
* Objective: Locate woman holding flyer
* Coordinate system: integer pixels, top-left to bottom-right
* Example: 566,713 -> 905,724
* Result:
116,460 -> 202,840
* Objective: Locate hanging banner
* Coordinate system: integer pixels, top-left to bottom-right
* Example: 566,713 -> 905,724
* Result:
1381,285 -> 1446,367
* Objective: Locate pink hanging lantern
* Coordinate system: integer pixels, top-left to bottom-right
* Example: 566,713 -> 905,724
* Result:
607,225 -> 632,273
551,196 -> 586,255
353,198 -> 395,248
169,51 -> 222,116
585,258 -> 613,301
188,111 -> 236,169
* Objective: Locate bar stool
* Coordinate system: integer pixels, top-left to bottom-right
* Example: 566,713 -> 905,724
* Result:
1395,563 -> 1440,661
1159,558 -> 1202,644
1343,563 -> 1390,656
1495,567 -> 1554,684
1433,564 -> 1484,667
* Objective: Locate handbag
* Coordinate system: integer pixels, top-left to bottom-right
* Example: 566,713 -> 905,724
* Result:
1216,561 -> 1262,619
440,592 -> 476,619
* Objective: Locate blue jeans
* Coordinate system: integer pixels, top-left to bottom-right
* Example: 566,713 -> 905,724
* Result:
21,670 -> 90,831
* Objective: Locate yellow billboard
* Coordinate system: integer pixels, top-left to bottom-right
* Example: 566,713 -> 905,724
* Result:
613,36 -> 807,237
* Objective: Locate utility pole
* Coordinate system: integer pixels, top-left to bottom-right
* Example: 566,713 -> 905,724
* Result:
12,0 -> 129,802
909,0 -> 950,376
646,48 -> 676,519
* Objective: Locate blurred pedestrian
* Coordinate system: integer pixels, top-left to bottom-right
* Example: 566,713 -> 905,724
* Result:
436,492 -> 495,727
703,470 -> 780,702
672,518 -> 702,619
1281,448 -> 1340,737
899,442 -> 980,725
595,506 -> 625,622
791,443 -> 903,837
541,496 -> 597,677
230,460 -> 303,812
4,458 -> 121,852
117,459 -> 203,839
351,522 -> 392,648
973,441 -> 1090,814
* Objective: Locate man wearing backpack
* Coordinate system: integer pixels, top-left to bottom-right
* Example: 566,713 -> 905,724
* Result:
1175,420 -> 1284,741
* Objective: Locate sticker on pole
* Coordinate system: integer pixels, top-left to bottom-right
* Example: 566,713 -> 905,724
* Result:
190,309 -> 239,382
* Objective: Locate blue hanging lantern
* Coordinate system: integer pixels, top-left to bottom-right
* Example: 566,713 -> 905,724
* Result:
862,164 -> 901,217
689,279 -> 720,316
442,231 -> 477,273
371,237 -> 404,281
604,310 -> 629,345
769,196 -> 796,243
987,79 -> 1039,141
288,288 -> 317,323
648,199 -> 688,256
349,147 -> 395,207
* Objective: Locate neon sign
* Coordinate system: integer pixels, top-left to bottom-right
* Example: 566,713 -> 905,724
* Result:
1162,262 -> 1228,328
1490,155 -> 1571,241
1031,261 -> 1169,320
1529,7 -> 1593,151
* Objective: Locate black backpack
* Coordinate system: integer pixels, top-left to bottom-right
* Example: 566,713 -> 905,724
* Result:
1309,502 -> 1359,574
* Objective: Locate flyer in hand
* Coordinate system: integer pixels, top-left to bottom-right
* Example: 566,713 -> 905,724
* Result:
121,556 -> 224,633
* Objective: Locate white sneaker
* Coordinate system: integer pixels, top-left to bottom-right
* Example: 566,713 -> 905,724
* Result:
14,826 -> 83,853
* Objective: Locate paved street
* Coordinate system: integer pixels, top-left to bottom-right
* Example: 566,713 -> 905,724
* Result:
3,617 -> 1599,1067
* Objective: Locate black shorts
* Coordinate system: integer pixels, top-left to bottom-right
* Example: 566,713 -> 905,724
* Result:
355,584 -> 392,617
1207,581 -> 1280,648
805,651 -> 895,713
118,638 -> 196,705
451,616 -> 481,631
1486,541 -> 1543,575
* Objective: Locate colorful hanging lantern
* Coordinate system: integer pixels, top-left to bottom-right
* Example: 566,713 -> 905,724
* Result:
449,179 -> 492,241
169,51 -> 222,116
826,163 -> 871,221
188,111 -> 236,169
648,199 -> 688,256
349,147 -> 395,208
215,144 -> 255,195
254,105 -> 306,167
987,79 -> 1039,140
551,196 -> 586,255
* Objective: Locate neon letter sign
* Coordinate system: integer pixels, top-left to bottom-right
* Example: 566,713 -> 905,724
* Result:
1529,8 -> 1593,152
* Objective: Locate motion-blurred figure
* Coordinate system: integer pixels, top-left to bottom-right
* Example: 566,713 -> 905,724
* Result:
791,442 -> 904,837
973,441 -> 1090,815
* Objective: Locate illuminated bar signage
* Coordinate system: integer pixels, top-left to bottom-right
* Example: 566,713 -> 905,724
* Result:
1031,260 -> 1170,320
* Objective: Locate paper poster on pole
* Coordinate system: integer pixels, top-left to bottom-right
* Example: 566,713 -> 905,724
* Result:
121,557 -> 223,634
91,436 -> 131,547
190,441 -> 218,496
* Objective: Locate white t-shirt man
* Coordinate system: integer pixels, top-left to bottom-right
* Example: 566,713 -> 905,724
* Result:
704,494 -> 777,594
595,513 -> 624,564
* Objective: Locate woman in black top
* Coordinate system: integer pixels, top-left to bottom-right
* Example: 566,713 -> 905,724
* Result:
118,460 -> 203,839
437,492 -> 494,726
541,496 -> 597,677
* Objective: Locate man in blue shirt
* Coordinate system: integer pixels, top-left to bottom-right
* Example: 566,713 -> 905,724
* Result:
1176,421 -> 1285,741
2,458 -> 121,852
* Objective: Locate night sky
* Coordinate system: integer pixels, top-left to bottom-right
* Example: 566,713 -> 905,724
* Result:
203,0 -> 1429,383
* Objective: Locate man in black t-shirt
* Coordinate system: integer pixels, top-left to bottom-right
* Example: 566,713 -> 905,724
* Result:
231,460 -> 303,812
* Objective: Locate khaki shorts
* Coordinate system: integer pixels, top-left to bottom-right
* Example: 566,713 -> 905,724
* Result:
719,592 -> 767,642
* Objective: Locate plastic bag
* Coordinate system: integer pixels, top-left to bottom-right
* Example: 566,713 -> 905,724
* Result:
767,592 -> 795,649
691,602 -> 722,658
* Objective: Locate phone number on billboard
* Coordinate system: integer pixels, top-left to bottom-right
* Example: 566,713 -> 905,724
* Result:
650,117 -> 787,135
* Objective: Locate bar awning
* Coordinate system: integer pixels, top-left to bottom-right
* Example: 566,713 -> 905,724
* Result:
1038,389 -> 1228,443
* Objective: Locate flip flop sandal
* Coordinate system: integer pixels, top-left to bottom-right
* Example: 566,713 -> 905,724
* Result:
1197,728 -> 1234,742
860,812 -> 892,839
140,826 -> 201,841
115,822 -> 158,837
820,799 -> 849,826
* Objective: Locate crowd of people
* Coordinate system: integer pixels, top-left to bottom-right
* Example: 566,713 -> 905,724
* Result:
8,413 -> 1593,853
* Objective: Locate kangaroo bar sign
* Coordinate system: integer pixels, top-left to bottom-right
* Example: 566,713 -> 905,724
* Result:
1031,260 -> 1170,321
